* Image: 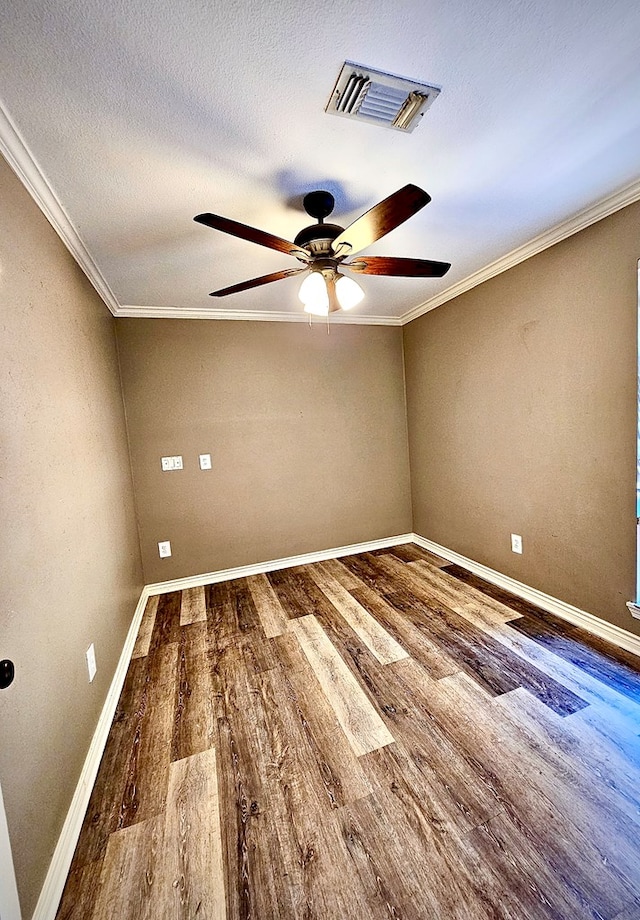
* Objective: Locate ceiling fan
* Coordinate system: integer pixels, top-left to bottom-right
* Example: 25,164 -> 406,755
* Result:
194,184 -> 450,315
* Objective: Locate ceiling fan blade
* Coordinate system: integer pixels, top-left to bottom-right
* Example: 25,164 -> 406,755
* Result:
209,267 -> 307,297
326,276 -> 341,313
194,213 -> 310,260
347,255 -> 451,278
331,184 -> 431,257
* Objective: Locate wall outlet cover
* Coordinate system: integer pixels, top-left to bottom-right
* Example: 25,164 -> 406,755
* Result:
158,540 -> 172,558
199,453 -> 212,470
511,533 -> 523,554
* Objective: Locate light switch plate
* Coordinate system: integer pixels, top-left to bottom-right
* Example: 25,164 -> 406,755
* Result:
158,540 -> 172,558
161,456 -> 183,471
199,453 -> 212,470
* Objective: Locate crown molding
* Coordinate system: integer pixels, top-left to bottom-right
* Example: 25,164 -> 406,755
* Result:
0,107 -> 397,327
0,98 -> 121,315
116,304 -> 403,325
4,87 -> 638,329
400,176 -> 640,325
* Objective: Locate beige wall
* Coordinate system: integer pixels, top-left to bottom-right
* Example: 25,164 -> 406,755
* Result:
0,156 -> 143,916
4,141 -> 640,913
116,319 -> 412,583
404,200 -> 640,634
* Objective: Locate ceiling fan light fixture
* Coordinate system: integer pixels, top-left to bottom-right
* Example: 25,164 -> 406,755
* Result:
299,270 -> 329,314
196,183 -> 449,310
335,274 -> 365,310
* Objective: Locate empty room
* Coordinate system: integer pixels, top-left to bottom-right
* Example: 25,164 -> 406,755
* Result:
2,1 -> 640,918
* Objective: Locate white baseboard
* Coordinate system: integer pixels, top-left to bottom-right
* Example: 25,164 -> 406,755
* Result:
626,602 -> 640,620
145,533 -> 414,595
412,533 -> 640,659
31,532 -> 411,918
32,588 -> 150,920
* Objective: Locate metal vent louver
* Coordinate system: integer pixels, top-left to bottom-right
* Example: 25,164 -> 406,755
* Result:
326,61 -> 441,133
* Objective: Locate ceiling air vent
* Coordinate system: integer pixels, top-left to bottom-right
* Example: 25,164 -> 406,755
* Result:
325,61 -> 441,133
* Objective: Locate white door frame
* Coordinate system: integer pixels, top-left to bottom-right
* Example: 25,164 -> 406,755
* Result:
0,781 -> 22,920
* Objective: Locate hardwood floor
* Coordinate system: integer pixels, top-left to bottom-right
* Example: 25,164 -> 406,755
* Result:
56,545 -> 640,919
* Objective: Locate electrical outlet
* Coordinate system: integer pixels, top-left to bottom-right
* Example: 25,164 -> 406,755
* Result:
199,453 -> 212,470
511,533 -> 523,554
158,540 -> 172,558
161,456 -> 183,471
86,643 -> 97,682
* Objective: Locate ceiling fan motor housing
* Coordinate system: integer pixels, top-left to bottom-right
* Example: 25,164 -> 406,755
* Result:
293,222 -> 344,258
310,257 -> 341,281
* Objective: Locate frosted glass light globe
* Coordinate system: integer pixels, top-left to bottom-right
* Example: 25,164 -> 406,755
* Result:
299,272 -> 329,315
336,275 -> 365,310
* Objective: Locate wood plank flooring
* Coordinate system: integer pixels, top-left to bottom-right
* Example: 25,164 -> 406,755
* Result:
56,545 -> 640,919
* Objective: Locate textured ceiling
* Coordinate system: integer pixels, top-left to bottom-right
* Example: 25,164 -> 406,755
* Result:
1,0 -> 640,323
